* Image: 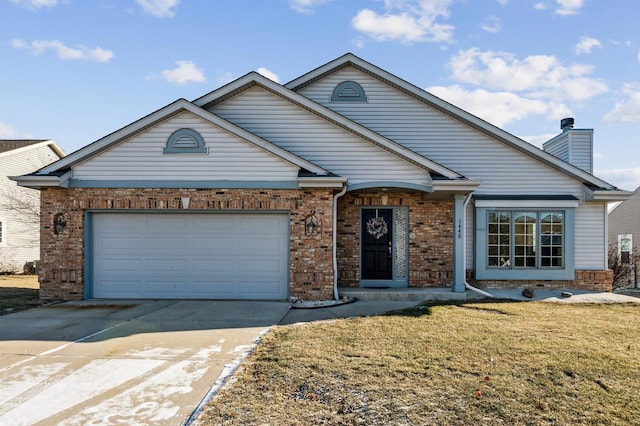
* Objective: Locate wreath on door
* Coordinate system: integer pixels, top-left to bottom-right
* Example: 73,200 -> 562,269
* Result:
366,216 -> 388,239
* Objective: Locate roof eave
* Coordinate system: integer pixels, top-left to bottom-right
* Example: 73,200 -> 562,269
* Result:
432,180 -> 482,193
585,188 -> 633,202
11,171 -> 71,188
297,176 -> 347,188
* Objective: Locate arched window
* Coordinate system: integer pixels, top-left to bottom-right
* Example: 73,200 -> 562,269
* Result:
330,81 -> 367,102
163,128 -> 208,154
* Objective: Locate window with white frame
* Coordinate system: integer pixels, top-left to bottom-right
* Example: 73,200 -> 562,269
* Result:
618,234 -> 632,264
487,210 -> 564,270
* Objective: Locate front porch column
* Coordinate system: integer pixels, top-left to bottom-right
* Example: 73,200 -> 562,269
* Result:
452,193 -> 466,292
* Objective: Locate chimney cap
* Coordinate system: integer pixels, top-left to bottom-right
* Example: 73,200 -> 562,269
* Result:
560,117 -> 575,130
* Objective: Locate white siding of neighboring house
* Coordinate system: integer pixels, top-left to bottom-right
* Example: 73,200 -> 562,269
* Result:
209,86 -> 431,186
72,112 -> 301,181
0,144 -> 60,272
298,66 -> 606,269
608,187 -> 640,253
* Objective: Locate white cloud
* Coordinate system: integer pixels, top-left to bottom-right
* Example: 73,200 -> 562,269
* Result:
603,83 -> 640,124
637,49 -> 640,62
10,0 -> 58,10
11,38 -> 114,62
427,85 -> 570,127
594,167 -> 640,191
256,67 -> 280,83
480,16 -> 501,33
575,36 -> 602,54
289,0 -> 332,14
135,0 -> 180,18
447,48 -> 607,102
161,61 -> 206,85
352,0 -> 455,44
497,0 -> 509,5
0,122 -> 19,138
555,0 -> 584,16
534,2 -> 549,11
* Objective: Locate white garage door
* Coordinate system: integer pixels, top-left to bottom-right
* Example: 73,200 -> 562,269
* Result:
91,213 -> 289,299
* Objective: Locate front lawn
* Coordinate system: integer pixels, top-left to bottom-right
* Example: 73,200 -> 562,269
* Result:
198,301 -> 640,425
0,275 -> 39,315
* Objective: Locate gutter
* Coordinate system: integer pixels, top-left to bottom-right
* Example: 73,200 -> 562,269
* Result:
332,184 -> 348,300
462,194 -> 493,298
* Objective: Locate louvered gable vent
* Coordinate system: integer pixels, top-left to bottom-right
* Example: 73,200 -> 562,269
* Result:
331,81 -> 367,102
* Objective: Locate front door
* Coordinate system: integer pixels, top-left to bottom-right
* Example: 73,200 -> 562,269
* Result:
361,208 -> 393,280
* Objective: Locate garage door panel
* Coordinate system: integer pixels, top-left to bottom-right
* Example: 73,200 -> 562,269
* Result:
241,259 -> 284,273
145,259 -> 189,272
97,259 -> 142,273
191,258 -> 236,273
145,216 -> 190,232
92,213 -> 289,299
239,237 -> 284,251
98,236 -> 143,250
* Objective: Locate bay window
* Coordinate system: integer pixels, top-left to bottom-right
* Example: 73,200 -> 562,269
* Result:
475,197 -> 576,280
488,211 -> 564,270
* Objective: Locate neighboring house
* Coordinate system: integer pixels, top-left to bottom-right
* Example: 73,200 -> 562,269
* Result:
13,54 -> 630,301
608,186 -> 640,265
0,140 -> 64,273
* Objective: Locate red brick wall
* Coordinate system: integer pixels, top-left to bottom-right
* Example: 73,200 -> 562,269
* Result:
466,269 -> 614,292
337,192 -> 453,288
39,187 -> 335,301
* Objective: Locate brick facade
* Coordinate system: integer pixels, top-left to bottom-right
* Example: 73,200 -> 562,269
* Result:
466,269 -> 614,292
39,187 -> 335,301
38,186 -> 613,302
336,192 -> 454,288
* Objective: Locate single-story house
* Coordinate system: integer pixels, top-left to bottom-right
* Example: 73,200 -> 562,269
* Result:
1,140 -> 64,273
13,54 -> 631,301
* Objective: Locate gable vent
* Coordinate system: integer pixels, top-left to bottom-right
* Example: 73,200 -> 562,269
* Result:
331,81 -> 367,102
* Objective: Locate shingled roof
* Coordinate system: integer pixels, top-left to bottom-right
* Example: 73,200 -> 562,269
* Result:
0,140 -> 49,154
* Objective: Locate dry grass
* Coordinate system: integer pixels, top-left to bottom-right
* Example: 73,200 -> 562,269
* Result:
0,274 -> 39,315
199,301 -> 640,425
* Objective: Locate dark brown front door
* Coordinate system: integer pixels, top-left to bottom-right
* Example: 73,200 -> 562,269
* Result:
361,208 -> 393,280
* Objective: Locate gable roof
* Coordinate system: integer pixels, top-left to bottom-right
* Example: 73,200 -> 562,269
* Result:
193,71 -> 464,180
285,53 -> 623,193
0,139 -> 65,159
36,98 -> 330,178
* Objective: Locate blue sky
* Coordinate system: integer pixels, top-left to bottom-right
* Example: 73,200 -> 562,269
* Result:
2,0 -> 640,190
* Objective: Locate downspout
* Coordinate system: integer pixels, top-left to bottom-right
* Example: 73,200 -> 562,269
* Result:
462,193 -> 494,298
332,184 -> 348,300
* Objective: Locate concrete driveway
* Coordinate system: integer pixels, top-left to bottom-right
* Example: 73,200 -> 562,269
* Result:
0,300 -> 290,425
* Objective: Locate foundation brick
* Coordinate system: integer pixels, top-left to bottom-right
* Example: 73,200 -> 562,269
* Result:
466,269 -> 614,292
